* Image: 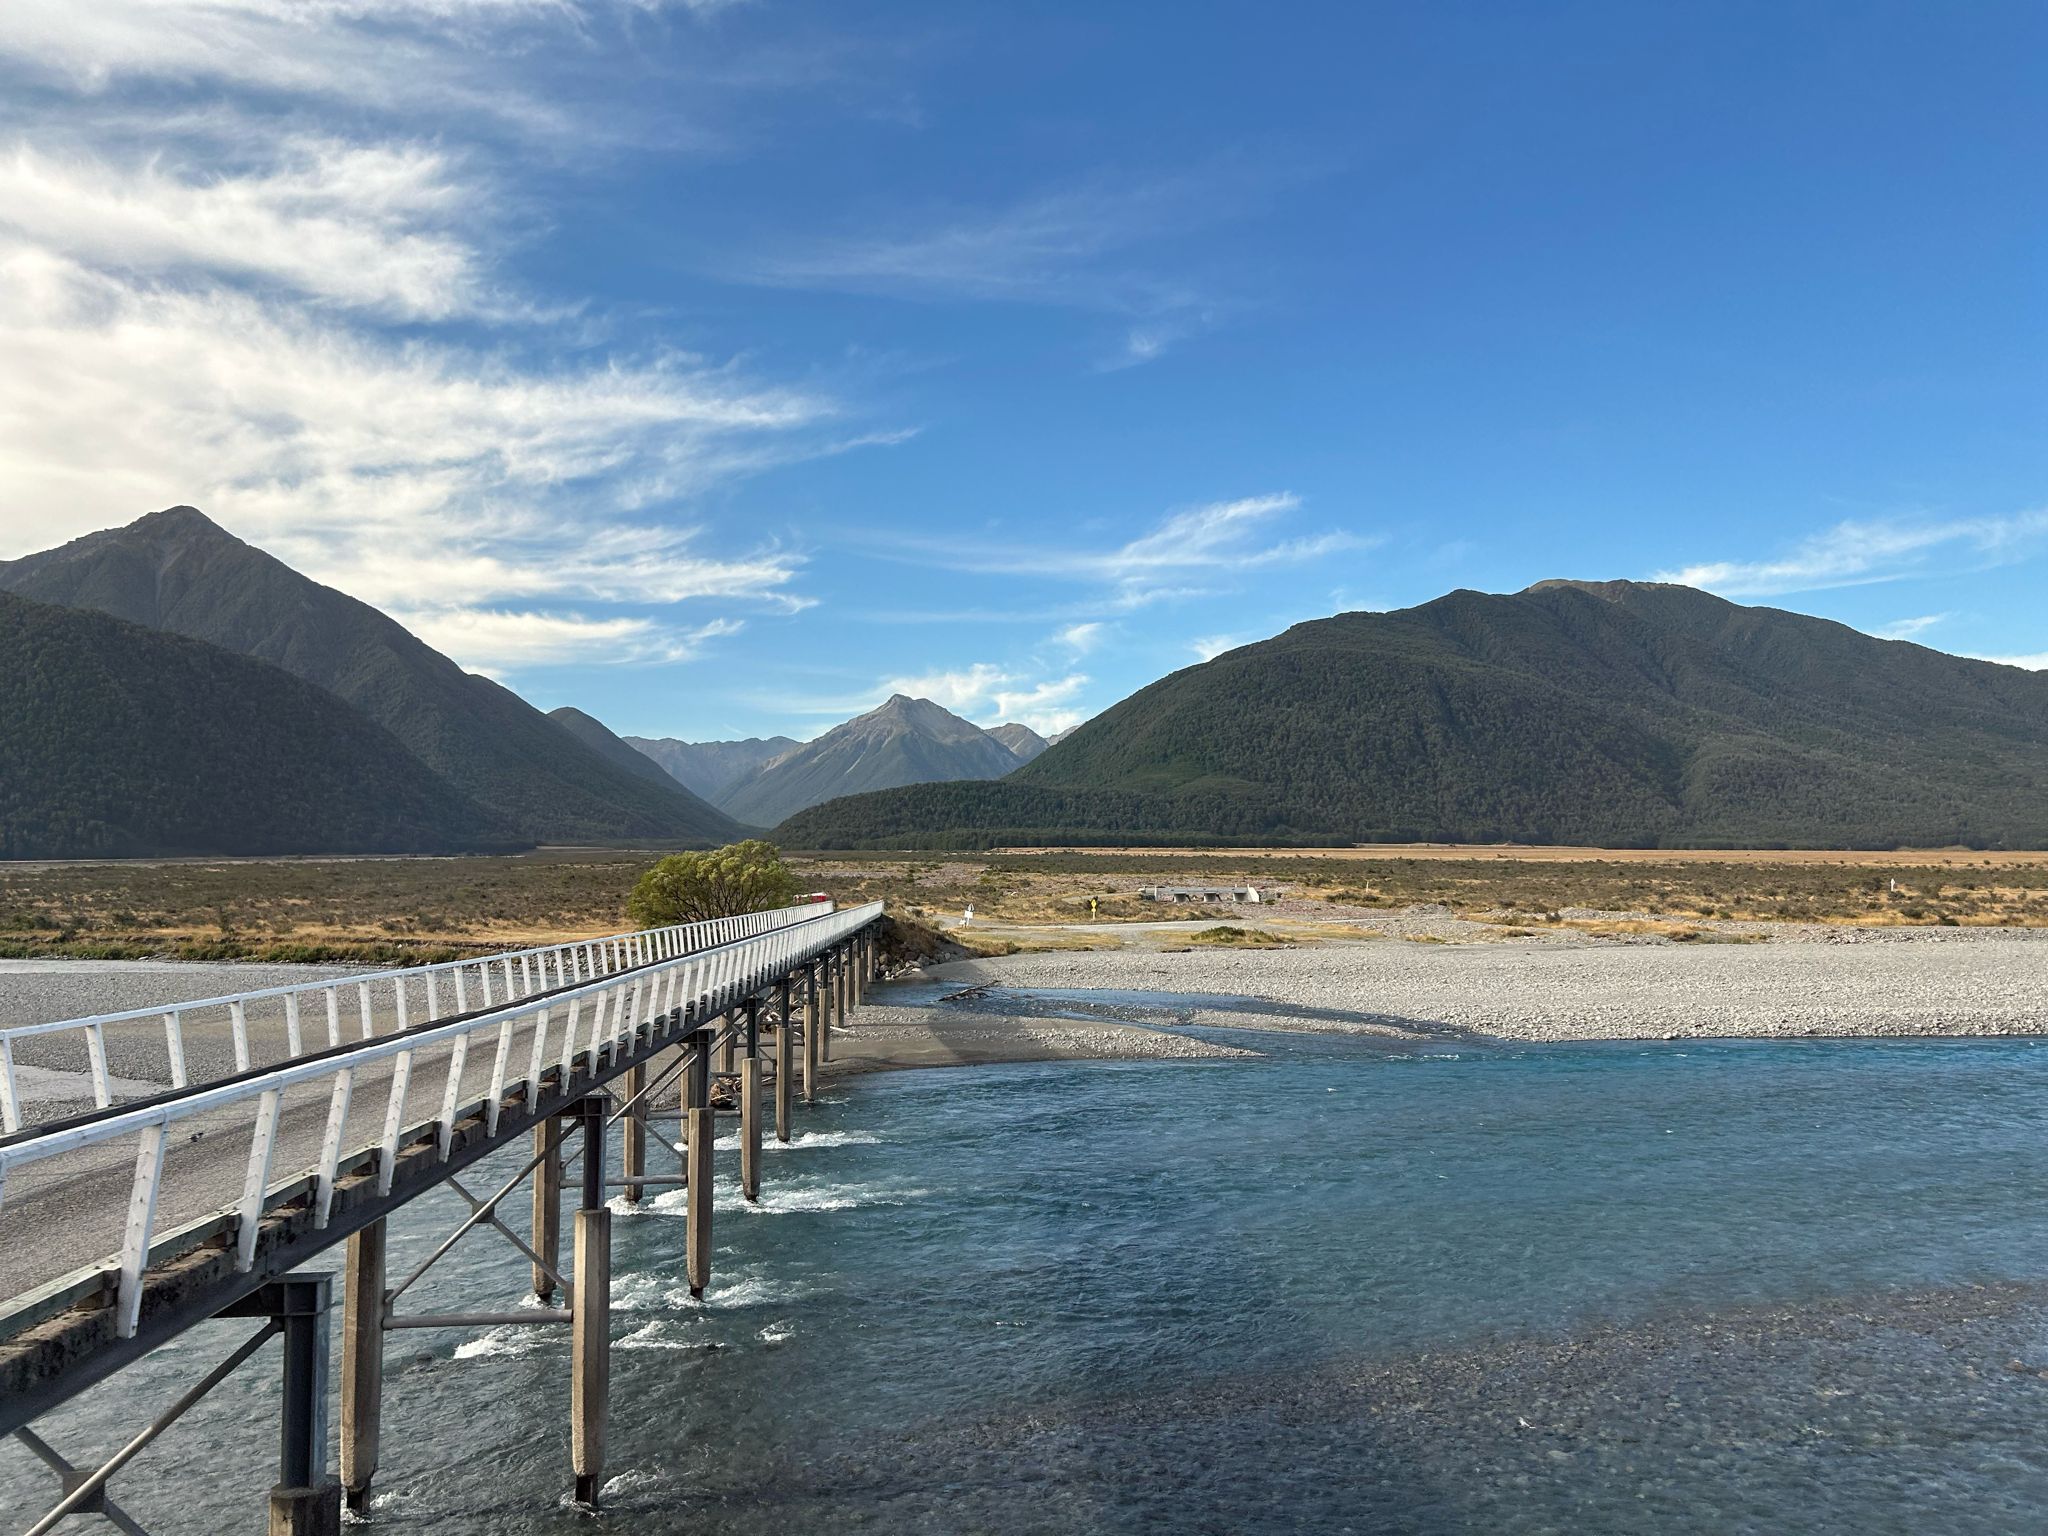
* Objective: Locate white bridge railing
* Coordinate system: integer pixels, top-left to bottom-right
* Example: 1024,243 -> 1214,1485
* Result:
0,901 -> 882,1338
0,902 -> 834,1133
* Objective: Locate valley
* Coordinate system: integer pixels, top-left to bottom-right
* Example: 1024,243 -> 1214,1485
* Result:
5,844 -> 2046,969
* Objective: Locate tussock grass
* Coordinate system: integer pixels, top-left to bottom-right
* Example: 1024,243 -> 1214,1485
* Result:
5,843 -> 2045,965
1186,925 -> 1286,947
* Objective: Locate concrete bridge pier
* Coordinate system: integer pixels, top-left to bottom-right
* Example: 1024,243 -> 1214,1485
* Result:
571,1097 -> 611,1507
339,1221 -> 385,1516
821,949 -> 838,1063
740,999 -> 763,1203
685,1027 -> 714,1299
803,962 -> 821,1104
259,1275 -> 339,1536
775,977 -> 794,1143
620,1061 -> 647,1206
532,1117 -> 562,1300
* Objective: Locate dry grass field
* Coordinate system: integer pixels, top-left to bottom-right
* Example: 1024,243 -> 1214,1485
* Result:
3,844 -> 2046,964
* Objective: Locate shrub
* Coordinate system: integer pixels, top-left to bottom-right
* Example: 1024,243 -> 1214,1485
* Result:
628,840 -> 802,927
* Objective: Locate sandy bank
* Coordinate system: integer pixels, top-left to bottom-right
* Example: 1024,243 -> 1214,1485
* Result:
824,1001 -> 1256,1074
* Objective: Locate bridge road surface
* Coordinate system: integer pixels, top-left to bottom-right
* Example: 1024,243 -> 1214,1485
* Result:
0,959 -> 617,1305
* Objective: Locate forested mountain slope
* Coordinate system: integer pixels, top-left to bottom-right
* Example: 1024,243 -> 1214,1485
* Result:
777,581 -> 2048,849
0,508 -> 740,845
0,592 -> 516,858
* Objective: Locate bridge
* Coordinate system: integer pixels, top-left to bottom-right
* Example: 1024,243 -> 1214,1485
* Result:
0,899 -> 886,1534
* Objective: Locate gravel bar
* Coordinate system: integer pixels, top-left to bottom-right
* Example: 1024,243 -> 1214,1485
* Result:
922,927 -> 2048,1041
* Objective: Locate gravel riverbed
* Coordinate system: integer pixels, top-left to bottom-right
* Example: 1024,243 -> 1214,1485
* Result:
921,927 -> 2048,1041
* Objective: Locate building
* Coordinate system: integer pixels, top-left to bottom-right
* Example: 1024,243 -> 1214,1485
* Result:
1138,884 -> 1280,905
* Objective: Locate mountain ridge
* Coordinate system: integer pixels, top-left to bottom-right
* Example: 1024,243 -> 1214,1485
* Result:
627,735 -> 800,804
0,508 -> 741,846
775,581 -> 2048,849
717,693 -> 1026,827
0,590 -> 518,858
989,722 -> 1051,763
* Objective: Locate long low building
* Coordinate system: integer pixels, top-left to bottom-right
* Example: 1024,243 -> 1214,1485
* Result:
1138,885 -> 1280,904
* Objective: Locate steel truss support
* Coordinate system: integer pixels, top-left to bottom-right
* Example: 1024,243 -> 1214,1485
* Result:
22,1277 -> 336,1536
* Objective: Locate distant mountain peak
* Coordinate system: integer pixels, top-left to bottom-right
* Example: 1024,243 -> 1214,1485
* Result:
0,508 -> 742,846
720,693 -> 1026,828
989,721 -> 1051,763
1521,577 -> 1707,601
135,504 -> 226,534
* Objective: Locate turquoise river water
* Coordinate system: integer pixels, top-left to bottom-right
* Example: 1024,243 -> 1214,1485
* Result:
8,1022 -> 2048,1533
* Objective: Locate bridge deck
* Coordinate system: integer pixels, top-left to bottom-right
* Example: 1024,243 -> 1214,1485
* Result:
0,901 -> 882,1437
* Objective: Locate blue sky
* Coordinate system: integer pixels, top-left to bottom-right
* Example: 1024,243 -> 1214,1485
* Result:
0,1 -> 2042,742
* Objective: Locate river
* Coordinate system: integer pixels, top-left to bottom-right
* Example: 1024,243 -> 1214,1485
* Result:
6,1025 -> 2048,1532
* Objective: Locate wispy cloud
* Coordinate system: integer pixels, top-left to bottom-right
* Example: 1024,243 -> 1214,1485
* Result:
1105,325 -> 1187,372
396,611 -> 744,675
870,493 -> 1370,609
801,663 -> 1092,735
1874,614 -> 1948,642
1657,511 -> 2048,597
888,663 -> 1097,737
751,174 -> 1210,309
1053,621 -> 1105,655
1188,633 -> 1244,662
0,1 -> 709,131
0,0 -> 907,677
0,141 -> 490,320
1966,651 -> 2048,672
0,242 -> 835,625
739,157 -> 1299,366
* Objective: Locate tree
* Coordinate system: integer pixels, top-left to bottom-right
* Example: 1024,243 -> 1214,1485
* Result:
627,840 -> 802,927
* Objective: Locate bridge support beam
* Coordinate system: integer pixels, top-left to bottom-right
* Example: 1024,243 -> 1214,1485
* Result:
740,999 -> 762,1203
265,1275 -> 339,1536
836,943 -> 849,1036
339,1221 -> 384,1515
821,950 -> 837,1063
803,963 -> 820,1102
775,978 -> 794,1143
532,1117 -> 562,1300
620,1061 -> 646,1206
571,1097 -> 610,1507
686,1027 -> 714,1299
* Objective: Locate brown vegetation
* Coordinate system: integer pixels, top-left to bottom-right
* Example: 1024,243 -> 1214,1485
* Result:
2,844 -> 2045,964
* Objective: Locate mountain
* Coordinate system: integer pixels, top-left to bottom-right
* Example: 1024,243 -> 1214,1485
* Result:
775,581 -> 2048,850
0,509 -> 742,846
719,694 -> 1026,828
626,735 -> 800,804
989,723 -> 1050,763
546,706 -> 702,794
0,591 -> 517,859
